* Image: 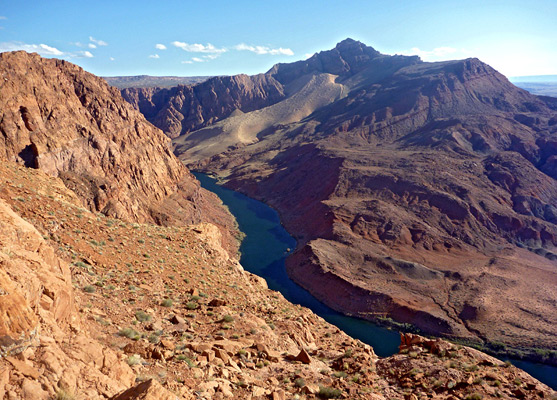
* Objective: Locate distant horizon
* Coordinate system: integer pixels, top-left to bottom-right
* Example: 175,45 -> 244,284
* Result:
1,1 -> 556,78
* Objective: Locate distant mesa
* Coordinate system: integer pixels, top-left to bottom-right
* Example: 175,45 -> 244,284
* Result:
104,74 -> 213,89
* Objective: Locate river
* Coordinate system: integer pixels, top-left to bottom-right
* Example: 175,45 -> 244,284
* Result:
194,172 -> 557,390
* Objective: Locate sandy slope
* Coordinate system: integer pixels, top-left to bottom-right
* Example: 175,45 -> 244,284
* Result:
173,73 -> 345,161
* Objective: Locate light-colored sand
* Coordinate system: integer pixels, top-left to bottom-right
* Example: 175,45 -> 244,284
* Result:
174,73 -> 346,162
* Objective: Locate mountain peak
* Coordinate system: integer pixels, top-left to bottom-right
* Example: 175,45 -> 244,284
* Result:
334,37 -> 380,56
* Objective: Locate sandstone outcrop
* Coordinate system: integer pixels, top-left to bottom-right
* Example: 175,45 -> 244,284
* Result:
0,196 -> 136,399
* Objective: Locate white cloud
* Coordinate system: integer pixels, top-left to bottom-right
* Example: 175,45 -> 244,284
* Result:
39,44 -> 64,56
0,41 -> 64,56
155,44 -> 167,50
172,41 -> 226,53
305,53 -> 314,59
234,43 -> 294,56
88,43 -> 97,49
80,51 -> 94,58
89,36 -> 108,46
203,54 -> 220,60
181,60 -> 193,64
109,57 -> 115,61
191,57 -> 204,62
149,54 -> 160,59
401,46 -> 472,62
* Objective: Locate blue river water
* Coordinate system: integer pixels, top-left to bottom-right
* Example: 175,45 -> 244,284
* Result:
194,172 -> 557,390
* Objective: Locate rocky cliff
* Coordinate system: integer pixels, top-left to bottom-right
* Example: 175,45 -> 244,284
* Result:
0,181 -> 137,399
165,39 -> 557,356
0,51 -> 235,243
122,74 -> 285,138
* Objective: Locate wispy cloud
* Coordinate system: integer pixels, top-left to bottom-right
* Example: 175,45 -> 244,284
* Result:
149,54 -> 160,59
191,57 -> 204,62
109,57 -> 115,61
401,46 -> 472,61
0,16 -> 7,20
234,43 -> 294,56
181,60 -> 193,64
172,41 -> 227,54
0,41 -> 64,56
155,44 -> 167,50
80,51 -> 94,58
88,43 -> 97,49
89,36 -> 108,46
203,54 -> 220,60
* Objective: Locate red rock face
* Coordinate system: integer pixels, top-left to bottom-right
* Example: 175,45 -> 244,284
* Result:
165,39 -> 557,351
122,74 -> 285,138
0,51 -> 236,243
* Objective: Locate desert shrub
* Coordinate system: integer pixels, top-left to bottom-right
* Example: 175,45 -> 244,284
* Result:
185,302 -> 198,310
319,386 -> 342,398
294,378 -> 305,388
127,355 -> 141,366
83,285 -> 95,293
161,298 -> 173,307
55,389 -> 75,400
118,327 -> 141,340
135,310 -> 151,322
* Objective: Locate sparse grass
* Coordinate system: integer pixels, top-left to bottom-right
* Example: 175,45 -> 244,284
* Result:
55,389 -> 75,400
223,314 -> 234,323
333,371 -> 347,378
127,355 -> 141,366
83,285 -> 95,293
161,298 -> 173,307
294,378 -> 305,388
319,386 -> 342,398
185,301 -> 198,310
176,355 -> 195,367
118,327 -> 141,340
465,393 -> 483,400
135,310 -> 151,322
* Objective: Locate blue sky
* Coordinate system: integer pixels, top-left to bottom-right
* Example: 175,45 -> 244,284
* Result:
1,0 -> 556,78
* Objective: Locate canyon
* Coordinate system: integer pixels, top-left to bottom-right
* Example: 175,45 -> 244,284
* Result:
0,46 -> 555,399
123,39 -> 557,361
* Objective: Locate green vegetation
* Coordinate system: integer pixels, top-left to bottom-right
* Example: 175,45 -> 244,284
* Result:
83,285 -> 95,293
127,355 -> 141,366
319,386 -> 342,398
185,301 -> 198,310
161,298 -> 173,307
55,389 -> 75,400
118,327 -> 141,340
294,378 -> 305,388
135,310 -> 151,322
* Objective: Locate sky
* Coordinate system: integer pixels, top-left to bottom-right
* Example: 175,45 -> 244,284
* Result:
0,0 -> 556,78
